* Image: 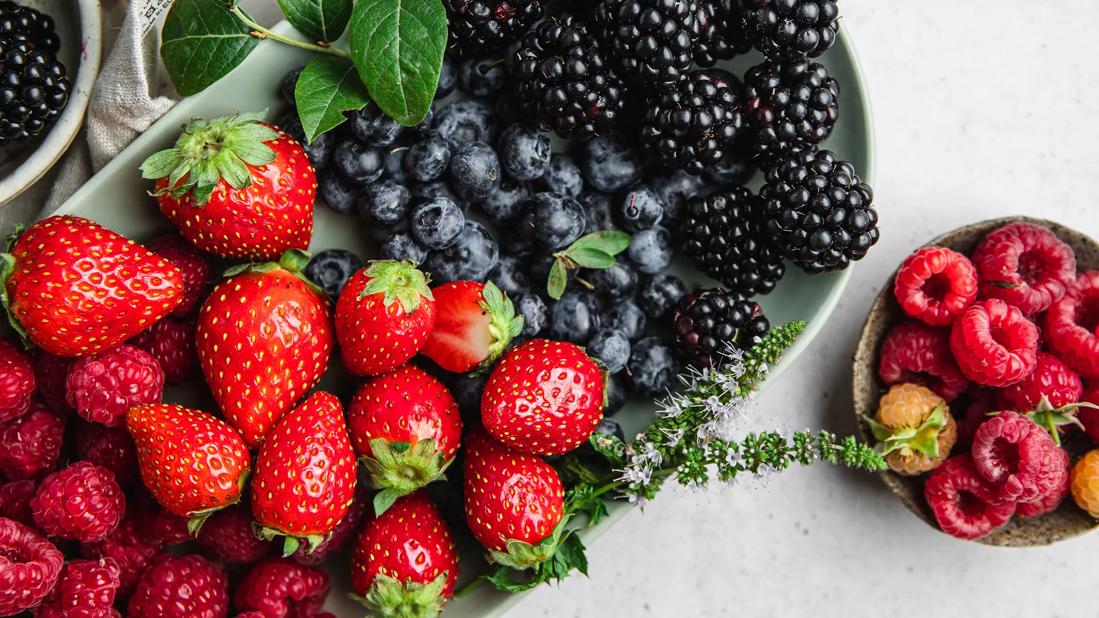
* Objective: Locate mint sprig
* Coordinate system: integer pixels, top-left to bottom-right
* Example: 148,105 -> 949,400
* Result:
547,231 -> 632,300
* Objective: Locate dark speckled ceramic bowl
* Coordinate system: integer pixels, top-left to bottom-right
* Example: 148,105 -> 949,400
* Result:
853,216 -> 1099,546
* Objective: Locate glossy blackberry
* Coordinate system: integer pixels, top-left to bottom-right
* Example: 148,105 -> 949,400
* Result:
640,69 -> 745,174
0,2 -> 59,53
681,187 -> 785,295
672,288 -> 769,367
694,0 -> 750,66
595,0 -> 699,85
0,6 -> 68,145
743,59 -> 839,161
445,0 -> 544,56
743,0 -> 838,60
758,148 -> 879,273
511,14 -> 626,140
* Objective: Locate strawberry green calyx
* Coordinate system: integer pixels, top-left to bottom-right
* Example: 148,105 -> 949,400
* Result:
186,468 -> 250,536
0,252 -> 28,346
477,281 -> 524,373
359,260 -> 434,313
488,517 -> 572,571
1026,396 -> 1094,445
139,112 -> 280,206
865,406 -> 947,459
362,438 -> 454,516
253,522 -> 326,558
222,249 -> 324,296
352,572 -> 449,618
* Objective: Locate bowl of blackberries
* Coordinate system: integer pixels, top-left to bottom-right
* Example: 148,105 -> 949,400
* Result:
0,0 -> 101,206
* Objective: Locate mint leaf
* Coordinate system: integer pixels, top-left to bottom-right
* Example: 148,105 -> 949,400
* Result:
278,0 -> 352,42
347,0 -> 446,126
161,0 -> 259,96
568,247 -> 616,269
547,259 -> 568,300
294,57 -> 371,143
569,230 -> 631,256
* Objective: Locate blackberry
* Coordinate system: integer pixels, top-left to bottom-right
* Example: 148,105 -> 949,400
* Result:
640,69 -> 745,174
694,0 -> 750,66
743,0 -> 839,60
758,148 -> 879,273
672,288 -> 769,367
0,2 -> 60,53
0,2 -> 68,145
742,59 -> 839,161
511,15 -> 626,139
595,0 -> 699,85
445,0 -> 544,56
681,187 -> 785,295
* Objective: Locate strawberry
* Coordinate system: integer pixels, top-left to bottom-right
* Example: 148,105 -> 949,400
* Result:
421,281 -> 523,374
139,113 -> 315,260
0,215 -> 184,357
481,338 -> 605,456
335,260 -> 436,377
252,391 -> 357,556
126,404 -> 250,533
347,364 -> 463,515
351,492 -> 458,617
196,250 -> 332,447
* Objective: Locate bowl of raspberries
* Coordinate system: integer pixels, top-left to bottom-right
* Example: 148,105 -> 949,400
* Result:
854,217 -> 1099,545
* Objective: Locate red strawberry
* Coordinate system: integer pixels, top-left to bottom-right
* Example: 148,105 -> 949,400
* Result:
145,233 -> 213,317
421,281 -> 523,373
1,216 -> 184,357
140,113 -> 315,260
347,364 -> 463,515
196,250 -> 332,447
252,391 -> 357,556
481,338 -> 605,455
126,404 -> 250,532
335,260 -> 436,377
463,428 -> 568,569
351,492 -> 458,617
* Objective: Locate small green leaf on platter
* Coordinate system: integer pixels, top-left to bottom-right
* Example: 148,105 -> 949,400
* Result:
567,247 -> 617,269
161,0 -> 259,96
294,56 -> 371,143
277,0 -> 352,42
547,259 -> 568,300
568,230 -> 631,256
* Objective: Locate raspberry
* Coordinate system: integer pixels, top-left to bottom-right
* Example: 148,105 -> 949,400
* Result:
1045,271 -> 1099,380
74,422 -> 138,487
31,462 -> 126,542
923,455 -> 1016,540
34,352 -> 74,415
291,485 -> 368,565
129,318 -> 198,384
146,233 -> 212,317
893,246 -> 978,326
870,383 -> 956,475
999,351 -> 1082,412
0,479 -> 36,525
878,322 -> 968,401
36,557 -> 122,618
1018,448 -> 1071,518
132,490 -> 190,547
1070,449 -> 1099,518
971,411 -> 1063,502
79,515 -> 161,597
0,337 -> 35,423
66,345 -> 165,427
127,554 -> 228,618
949,299 -> 1038,387
0,402 -> 64,479
1080,386 -> 1099,443
955,389 -> 997,449
0,517 -> 63,615
233,558 -> 334,618
197,503 -> 272,564
972,222 -> 1076,315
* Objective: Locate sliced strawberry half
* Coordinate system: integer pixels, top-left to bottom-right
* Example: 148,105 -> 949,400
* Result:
421,281 -> 523,374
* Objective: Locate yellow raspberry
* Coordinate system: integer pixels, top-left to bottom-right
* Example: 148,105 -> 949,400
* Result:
871,383 -> 957,476
1070,449 -> 1099,518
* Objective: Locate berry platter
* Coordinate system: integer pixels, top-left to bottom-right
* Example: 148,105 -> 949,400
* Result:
853,217 -> 1099,547
38,19 -> 875,618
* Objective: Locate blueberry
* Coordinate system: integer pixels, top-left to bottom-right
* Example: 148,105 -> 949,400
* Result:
349,103 -> 403,147
586,262 -> 637,301
486,256 -> 529,297
534,154 -> 582,197
410,181 -> 458,204
604,373 -> 627,417
356,181 -> 411,225
514,292 -> 547,338
449,141 -> 501,201
638,274 -> 686,319
518,192 -> 585,251
318,171 -> 358,215
276,111 -> 333,170
479,179 -> 530,223
433,100 -> 498,148
595,417 -> 626,441
404,132 -> 452,182
411,197 -> 465,250
603,301 -> 648,342
617,185 -> 665,232
305,249 -> 363,298
703,148 -> 756,187
493,91 -> 525,126
436,56 -> 457,99
332,138 -> 384,186
422,221 -> 500,282
382,146 -> 409,184
380,232 -> 428,263
447,372 -> 487,417
579,192 -> 618,233
580,137 -> 642,192
498,124 -> 551,182
526,253 -> 555,284
587,328 -> 630,373
501,232 -> 534,258
627,337 -> 680,397
458,56 -> 508,97
548,290 -> 601,344
652,170 -> 713,230
627,227 -> 673,275
412,105 -> 435,134
365,218 -> 410,243
280,66 -> 303,104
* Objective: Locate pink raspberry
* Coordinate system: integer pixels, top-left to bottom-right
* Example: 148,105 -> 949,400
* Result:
129,318 -> 198,384
893,246 -> 978,326
197,503 -> 272,564
0,402 -> 65,479
0,479 -> 37,525
74,422 -> 139,487
291,485 -> 368,565
878,321 -> 969,401
971,411 -> 1064,503
1045,271 -> 1099,380
34,352 -> 74,415
950,299 -> 1039,387
233,558 -> 334,618
80,515 -> 161,598
127,554 -> 228,618
0,337 -> 35,423
1018,448 -> 1072,518
0,517 -> 63,615
955,389 -> 998,449
923,455 -> 1016,540
36,557 -> 123,618
146,233 -> 213,318
31,462 -> 125,542
66,345 -> 165,427
999,351 -> 1082,411
972,221 -> 1076,315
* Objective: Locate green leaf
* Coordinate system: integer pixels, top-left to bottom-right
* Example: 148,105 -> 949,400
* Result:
160,0 -> 259,96
278,0 -> 352,42
569,230 -> 632,256
568,247 -> 616,269
294,56 -> 371,143
347,0 -> 446,126
547,259 -> 568,300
